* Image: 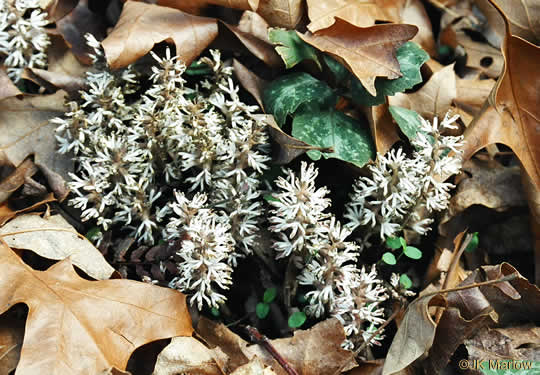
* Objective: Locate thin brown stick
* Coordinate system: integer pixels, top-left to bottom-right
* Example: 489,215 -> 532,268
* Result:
244,325 -> 299,375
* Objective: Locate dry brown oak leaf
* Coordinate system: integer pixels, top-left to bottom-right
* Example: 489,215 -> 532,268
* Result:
305,0 -> 401,32
463,0 -> 540,190
299,19 -> 418,96
102,1 -> 218,69
0,242 -> 193,375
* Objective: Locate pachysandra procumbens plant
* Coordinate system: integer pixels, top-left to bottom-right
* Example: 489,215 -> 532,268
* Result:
53,34 -> 271,309
267,112 -> 464,349
0,0 -> 50,81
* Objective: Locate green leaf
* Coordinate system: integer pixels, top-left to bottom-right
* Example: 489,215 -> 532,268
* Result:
386,237 -> 402,250
185,61 -> 213,76
263,194 -> 279,202
465,232 -> 479,253
404,246 -> 422,260
323,55 -> 350,86
269,29 -> 321,69
210,307 -> 220,317
382,252 -> 397,265
263,287 -> 277,303
256,302 -> 270,319
85,226 -> 102,241
288,311 -> 307,328
388,106 -> 423,142
292,108 -> 375,167
399,274 -> 412,289
399,237 -> 407,249
350,42 -> 429,106
263,72 -> 336,126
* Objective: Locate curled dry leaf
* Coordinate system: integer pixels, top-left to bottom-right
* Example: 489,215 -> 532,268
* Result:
0,158 -> 38,204
0,192 -> 56,227
455,76 -> 496,118
465,325 -> 540,361
485,0 -> 540,44
400,0 -> 436,57
0,214 -> 115,280
300,19 -> 418,96
463,1 -> 540,190
305,0 -> 400,33
0,91 -> 73,180
230,356 -> 278,375
363,103 -> 400,155
40,0 -> 78,22
238,10 -> 271,43
423,262 -> 540,373
388,63 -> 456,119
0,242 -> 193,375
102,1 -> 218,69
382,294 -> 446,375
152,336 -> 227,375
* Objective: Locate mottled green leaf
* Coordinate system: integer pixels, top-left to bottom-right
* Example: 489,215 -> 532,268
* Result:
292,109 -> 374,167
288,311 -> 307,328
382,252 -> 397,265
269,29 -> 321,69
323,55 -> 349,86
263,72 -> 336,125
351,42 -> 429,106
389,106 -> 422,141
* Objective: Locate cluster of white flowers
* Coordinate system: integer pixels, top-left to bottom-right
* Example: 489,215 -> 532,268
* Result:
269,162 -> 388,348
54,36 -> 270,309
0,0 -> 50,81
345,112 -> 464,243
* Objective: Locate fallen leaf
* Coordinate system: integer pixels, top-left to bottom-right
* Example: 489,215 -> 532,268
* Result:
388,63 -> 456,119
400,0 -> 436,56
382,294 -> 446,375
300,19 -> 418,96
455,76 -> 496,116
157,0 -> 258,14
0,91 -> 73,180
487,0 -> 540,44
0,242 -> 193,375
40,0 -> 78,22
0,158 -> 38,204
462,2 -> 540,190
218,22 -> 282,68
242,318 -> 357,375
449,158 -> 526,216
0,68 -> 21,101
0,192 -> 56,227
0,316 -> 24,374
56,0 -> 107,65
364,103 -> 400,154
521,168 -> 540,285
233,59 -> 267,108
230,356 -> 278,375
152,336 -> 226,375
102,1 -> 218,69
0,214 -> 115,280
465,325 -> 540,361
257,0 -> 304,29
238,10 -> 272,43
47,35 -> 89,79
305,0 -> 399,33
454,30 -> 503,78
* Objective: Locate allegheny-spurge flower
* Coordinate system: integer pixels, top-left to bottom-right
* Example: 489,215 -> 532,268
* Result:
54,35 -> 271,309
0,0 -> 50,81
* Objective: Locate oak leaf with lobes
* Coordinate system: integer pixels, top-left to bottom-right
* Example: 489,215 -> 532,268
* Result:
299,19 -> 418,96
0,242 -> 193,375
